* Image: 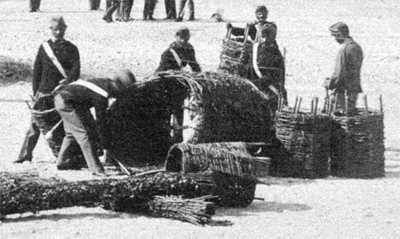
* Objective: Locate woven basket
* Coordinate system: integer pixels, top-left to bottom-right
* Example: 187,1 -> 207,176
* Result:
272,107 -> 331,178
330,109 -> 385,178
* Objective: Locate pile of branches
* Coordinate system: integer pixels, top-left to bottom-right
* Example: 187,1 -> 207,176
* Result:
0,56 -> 32,84
272,107 -> 331,178
0,170 -> 256,225
331,109 -> 385,178
218,37 -> 252,78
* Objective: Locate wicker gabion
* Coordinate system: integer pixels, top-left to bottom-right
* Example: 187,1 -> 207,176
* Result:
218,38 -> 252,78
165,142 -> 270,178
272,107 -> 331,178
330,109 -> 385,178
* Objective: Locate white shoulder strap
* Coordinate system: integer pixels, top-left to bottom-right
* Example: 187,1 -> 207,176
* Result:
252,42 -> 263,78
71,79 -> 109,98
169,48 -> 183,68
42,42 -> 68,78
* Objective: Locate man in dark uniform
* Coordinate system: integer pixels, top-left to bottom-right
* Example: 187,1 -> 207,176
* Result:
54,70 -> 136,175
15,16 -> 80,163
156,27 -> 201,72
325,22 -> 363,114
29,0 -> 41,12
143,0 -> 157,20
103,0 -> 120,22
251,26 -> 287,113
176,0 -> 195,21
120,0 -> 134,21
165,0 -> 176,19
228,5 -> 278,47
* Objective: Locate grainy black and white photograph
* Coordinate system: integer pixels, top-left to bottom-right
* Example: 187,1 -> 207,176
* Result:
0,0 -> 399,238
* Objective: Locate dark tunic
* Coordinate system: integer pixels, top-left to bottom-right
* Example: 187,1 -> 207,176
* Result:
32,39 -> 80,94
231,21 -> 278,45
156,42 -> 201,72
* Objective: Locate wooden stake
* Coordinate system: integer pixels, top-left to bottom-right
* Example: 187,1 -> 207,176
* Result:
333,93 -> 338,113
364,94 -> 369,114
314,97 -> 319,116
311,98 -> 315,113
344,90 -> 349,115
293,97 -> 299,113
379,95 -> 383,114
296,97 -> 302,115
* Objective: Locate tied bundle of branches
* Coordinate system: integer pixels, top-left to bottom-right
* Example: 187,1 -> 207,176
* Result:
0,56 -> 32,84
0,170 -> 256,223
272,98 -> 331,178
147,195 -> 216,225
331,108 -> 385,178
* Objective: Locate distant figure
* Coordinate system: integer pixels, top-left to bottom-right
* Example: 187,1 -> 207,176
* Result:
156,27 -> 201,72
228,5 -> 278,47
325,22 -> 363,114
177,0 -> 195,21
15,16 -> 80,164
119,0 -> 134,21
165,0 -> 177,19
89,0 -> 101,10
54,70 -> 136,175
29,0 -> 41,12
103,0 -> 120,22
210,12 -> 224,22
143,0 -> 157,20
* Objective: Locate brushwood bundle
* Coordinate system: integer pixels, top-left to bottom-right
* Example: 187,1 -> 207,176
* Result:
107,71 -> 273,166
0,56 -> 32,84
272,98 -> 331,178
330,108 -> 385,178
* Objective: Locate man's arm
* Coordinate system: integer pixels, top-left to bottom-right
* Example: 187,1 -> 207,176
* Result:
187,47 -> 201,72
328,46 -> 346,90
156,49 -> 178,72
32,46 -> 43,94
66,45 -> 80,84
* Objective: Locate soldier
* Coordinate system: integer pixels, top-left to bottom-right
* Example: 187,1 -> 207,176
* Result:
165,0 -> 176,19
119,0 -> 134,21
15,16 -> 80,164
143,0 -> 157,20
89,0 -> 101,10
228,5 -> 278,47
54,70 -> 136,175
156,27 -> 201,72
250,26 -> 287,113
29,0 -> 41,12
325,22 -> 363,114
176,0 -> 195,21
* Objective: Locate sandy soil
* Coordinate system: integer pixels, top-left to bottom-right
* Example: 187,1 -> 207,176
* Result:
1,0 -> 400,238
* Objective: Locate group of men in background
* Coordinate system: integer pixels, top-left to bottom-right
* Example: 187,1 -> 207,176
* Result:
29,0 -> 196,23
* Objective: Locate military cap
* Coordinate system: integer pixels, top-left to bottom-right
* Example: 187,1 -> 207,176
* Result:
255,5 -> 268,13
329,22 -> 349,36
176,27 -> 190,38
50,16 -> 67,28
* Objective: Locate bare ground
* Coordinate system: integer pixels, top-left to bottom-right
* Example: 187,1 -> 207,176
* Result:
1,0 -> 400,238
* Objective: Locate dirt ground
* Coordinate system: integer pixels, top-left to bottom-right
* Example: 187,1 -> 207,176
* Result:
1,0 -> 400,238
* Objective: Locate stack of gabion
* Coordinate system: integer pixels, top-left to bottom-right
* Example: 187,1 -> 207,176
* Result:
272,107 -> 331,178
218,37 -> 252,78
331,109 -> 385,178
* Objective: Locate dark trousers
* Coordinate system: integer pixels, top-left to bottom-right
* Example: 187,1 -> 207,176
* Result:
103,0 -> 120,20
17,116 -> 40,162
55,95 -> 104,174
29,0 -> 41,12
165,0 -> 176,19
143,0 -> 157,20
178,0 -> 194,20
89,0 -> 101,10
120,0 -> 134,21
106,0 -> 112,8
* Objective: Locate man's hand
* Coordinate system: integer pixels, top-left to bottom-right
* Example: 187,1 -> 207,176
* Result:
226,22 -> 232,30
323,77 -> 331,89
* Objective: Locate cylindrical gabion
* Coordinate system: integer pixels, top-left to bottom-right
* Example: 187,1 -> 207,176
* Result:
330,109 -> 385,178
272,108 -> 331,178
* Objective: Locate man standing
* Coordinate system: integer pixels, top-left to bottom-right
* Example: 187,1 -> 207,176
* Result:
325,22 -> 363,114
228,6 -> 278,45
29,0 -> 41,12
165,0 -> 176,19
143,0 -> 157,20
176,0 -> 195,21
120,0 -> 134,21
156,27 -> 201,72
251,26 -> 286,113
53,70 -> 136,175
103,0 -> 120,22
15,16 -> 80,163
